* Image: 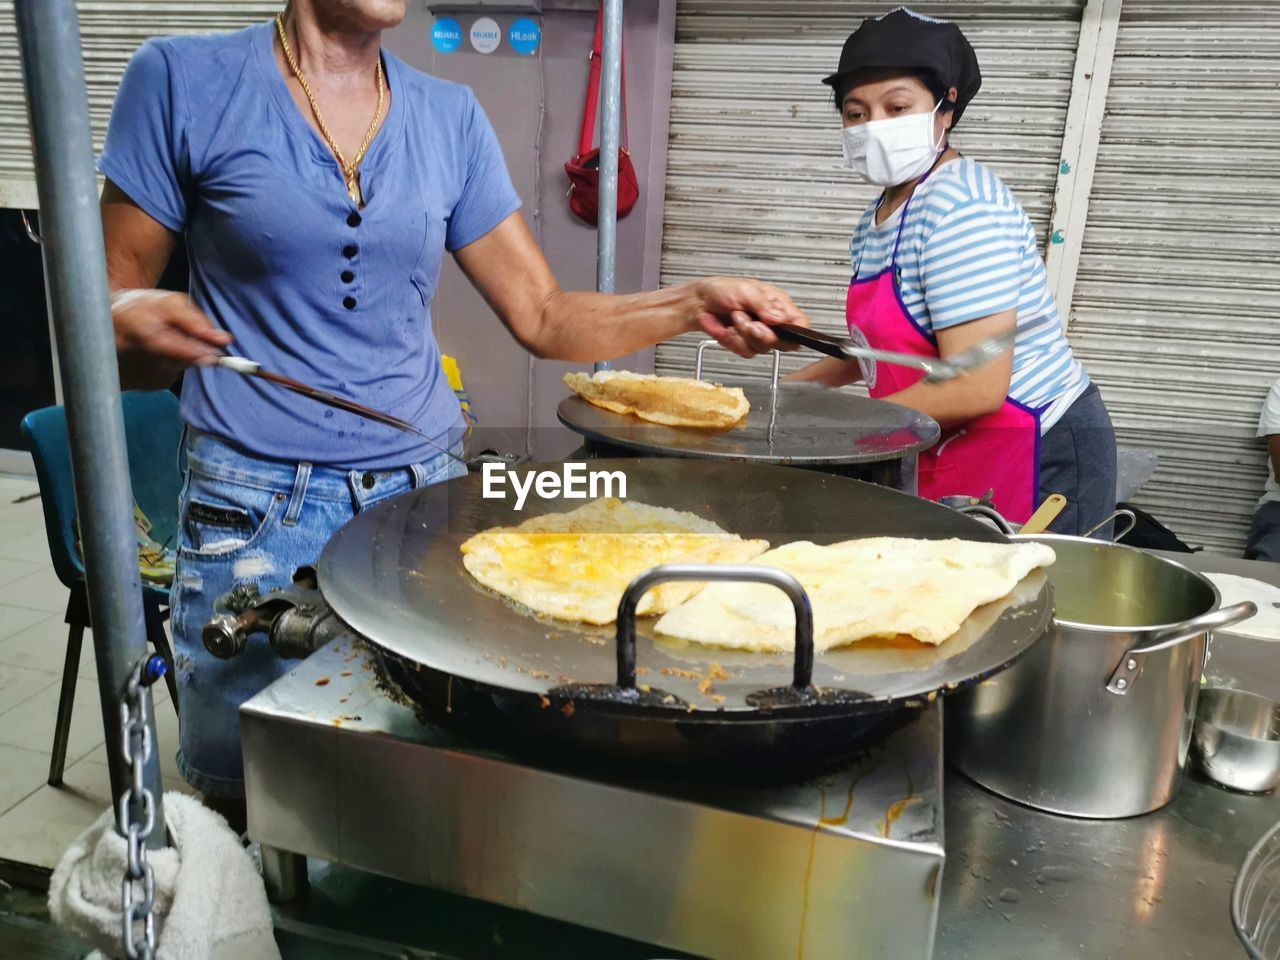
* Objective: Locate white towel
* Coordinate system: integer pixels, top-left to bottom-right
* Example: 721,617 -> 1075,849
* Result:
48,792 -> 281,960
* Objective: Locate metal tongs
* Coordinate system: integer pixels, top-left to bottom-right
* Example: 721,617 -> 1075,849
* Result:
771,322 -> 1015,384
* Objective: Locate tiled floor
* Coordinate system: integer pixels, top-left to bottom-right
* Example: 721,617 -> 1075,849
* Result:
0,474 -> 193,872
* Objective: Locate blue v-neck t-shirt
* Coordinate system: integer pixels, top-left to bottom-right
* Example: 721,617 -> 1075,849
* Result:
99,21 -> 521,468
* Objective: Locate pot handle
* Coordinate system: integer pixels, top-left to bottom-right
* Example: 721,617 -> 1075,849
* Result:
1083,508 -> 1138,542
1104,600 -> 1257,695
616,564 -> 815,690
951,502 -> 1016,536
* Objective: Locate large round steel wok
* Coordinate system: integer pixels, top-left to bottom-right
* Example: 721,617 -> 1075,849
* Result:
318,458 -> 1052,778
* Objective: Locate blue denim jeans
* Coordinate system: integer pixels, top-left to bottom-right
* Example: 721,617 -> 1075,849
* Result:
1246,501 -> 1280,562
1037,383 -> 1118,537
170,430 -> 466,797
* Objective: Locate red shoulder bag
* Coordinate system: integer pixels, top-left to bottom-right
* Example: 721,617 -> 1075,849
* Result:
565,4 -> 640,227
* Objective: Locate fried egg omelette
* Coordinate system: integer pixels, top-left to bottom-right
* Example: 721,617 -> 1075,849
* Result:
460,498 -> 769,625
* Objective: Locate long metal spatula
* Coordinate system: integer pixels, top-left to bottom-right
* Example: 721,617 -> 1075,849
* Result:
771,322 -> 1015,383
216,356 -> 468,467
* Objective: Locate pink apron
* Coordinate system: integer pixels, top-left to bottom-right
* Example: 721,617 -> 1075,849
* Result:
847,170 -> 1040,523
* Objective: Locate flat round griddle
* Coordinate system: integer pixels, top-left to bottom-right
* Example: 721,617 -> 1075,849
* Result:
319,459 -> 1050,721
557,381 -> 939,465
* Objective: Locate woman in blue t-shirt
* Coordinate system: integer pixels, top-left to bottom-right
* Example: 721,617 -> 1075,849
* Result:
102,0 -> 807,821
788,8 -> 1117,537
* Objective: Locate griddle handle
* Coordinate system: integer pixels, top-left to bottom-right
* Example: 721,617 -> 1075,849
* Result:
616,564 -> 816,690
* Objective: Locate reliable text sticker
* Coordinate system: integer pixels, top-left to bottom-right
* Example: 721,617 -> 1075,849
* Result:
431,17 -> 462,54
470,17 -> 501,54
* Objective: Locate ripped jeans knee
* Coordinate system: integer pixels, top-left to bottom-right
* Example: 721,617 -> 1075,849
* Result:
170,463 -> 328,796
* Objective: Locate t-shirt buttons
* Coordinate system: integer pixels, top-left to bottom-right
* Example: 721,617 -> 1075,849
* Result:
343,244 -> 358,258
341,270 -> 355,283
343,295 -> 357,310
347,211 -> 362,227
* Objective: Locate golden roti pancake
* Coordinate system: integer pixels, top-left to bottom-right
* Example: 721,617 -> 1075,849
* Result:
563,370 -> 749,429
460,498 -> 769,625
654,537 -> 1056,652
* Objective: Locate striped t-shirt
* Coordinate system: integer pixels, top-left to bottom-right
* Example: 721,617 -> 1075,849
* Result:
850,157 -> 1089,432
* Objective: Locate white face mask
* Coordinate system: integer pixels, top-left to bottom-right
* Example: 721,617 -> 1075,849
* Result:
840,99 -> 945,187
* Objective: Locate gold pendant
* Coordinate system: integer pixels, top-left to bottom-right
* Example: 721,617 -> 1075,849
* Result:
347,175 -> 363,208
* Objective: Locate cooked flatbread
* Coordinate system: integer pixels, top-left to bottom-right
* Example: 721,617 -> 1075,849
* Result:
654,537 -> 1056,652
563,370 -> 749,429
460,498 -> 769,625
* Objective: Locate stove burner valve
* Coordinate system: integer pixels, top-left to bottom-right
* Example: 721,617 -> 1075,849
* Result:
202,569 -> 340,660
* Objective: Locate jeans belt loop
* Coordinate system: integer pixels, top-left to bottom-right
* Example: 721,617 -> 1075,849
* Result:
283,462 -> 312,526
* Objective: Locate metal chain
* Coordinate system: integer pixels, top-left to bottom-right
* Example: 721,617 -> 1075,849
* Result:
118,656 -> 165,960
274,11 -> 384,204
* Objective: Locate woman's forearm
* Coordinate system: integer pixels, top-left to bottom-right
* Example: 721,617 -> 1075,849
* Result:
529,278 -> 810,363
885,376 -> 1005,428
887,311 -> 1017,427
529,284 -> 705,362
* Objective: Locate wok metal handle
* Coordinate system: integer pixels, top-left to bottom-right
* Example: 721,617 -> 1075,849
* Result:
695,338 -> 780,444
953,502 -> 1137,542
695,337 -> 781,388
1105,600 -> 1258,695
951,501 -> 1016,536
616,563 -> 815,691
1083,508 -> 1137,542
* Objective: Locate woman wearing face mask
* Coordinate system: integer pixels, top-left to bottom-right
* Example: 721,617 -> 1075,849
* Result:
789,8 -> 1116,536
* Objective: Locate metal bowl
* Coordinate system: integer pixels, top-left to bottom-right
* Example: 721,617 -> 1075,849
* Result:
1193,688 -> 1280,794
1234,819 -> 1280,959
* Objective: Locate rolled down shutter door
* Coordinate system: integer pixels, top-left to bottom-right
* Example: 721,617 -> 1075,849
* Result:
1069,0 -> 1280,554
0,3 -> 279,208
656,1 -> 1086,384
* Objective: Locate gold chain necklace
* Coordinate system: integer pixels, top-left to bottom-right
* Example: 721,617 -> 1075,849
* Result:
275,12 -> 385,207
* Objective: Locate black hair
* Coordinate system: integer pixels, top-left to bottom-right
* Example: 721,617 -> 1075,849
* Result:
832,69 -> 958,124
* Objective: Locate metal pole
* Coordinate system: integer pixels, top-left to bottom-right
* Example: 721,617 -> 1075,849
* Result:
14,0 -> 165,846
593,0 -> 624,373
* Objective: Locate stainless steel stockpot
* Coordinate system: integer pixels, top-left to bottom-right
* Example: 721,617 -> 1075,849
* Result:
948,533 -> 1255,818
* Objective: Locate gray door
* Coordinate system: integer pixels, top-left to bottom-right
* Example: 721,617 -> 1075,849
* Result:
1069,0 -> 1280,553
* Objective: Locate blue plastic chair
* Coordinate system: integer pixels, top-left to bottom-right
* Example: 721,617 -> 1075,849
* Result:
19,390 -> 182,786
